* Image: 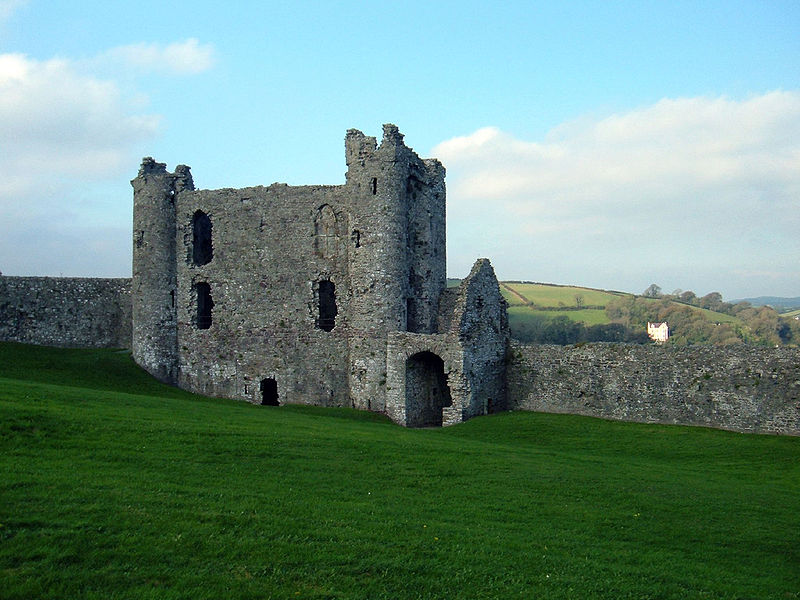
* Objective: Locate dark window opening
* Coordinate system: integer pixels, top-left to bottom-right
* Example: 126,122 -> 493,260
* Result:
192,210 -> 213,265
371,177 -> 377,195
170,289 -> 175,308
260,378 -> 279,406
405,351 -> 452,428
351,229 -> 361,248
196,282 -> 213,329
317,279 -> 337,332
406,297 -> 418,333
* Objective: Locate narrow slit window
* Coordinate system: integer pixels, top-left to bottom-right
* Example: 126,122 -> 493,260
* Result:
196,282 -> 213,329
317,280 -> 337,332
371,177 -> 377,195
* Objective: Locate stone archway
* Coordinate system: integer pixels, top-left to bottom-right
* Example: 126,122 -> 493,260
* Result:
405,351 -> 452,427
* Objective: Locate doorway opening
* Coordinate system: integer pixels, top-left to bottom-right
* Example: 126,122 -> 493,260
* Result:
260,378 -> 279,406
405,351 -> 452,427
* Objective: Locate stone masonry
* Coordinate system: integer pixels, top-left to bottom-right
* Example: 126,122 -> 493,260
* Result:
130,124 -> 508,426
0,276 -> 130,348
507,342 -> 800,435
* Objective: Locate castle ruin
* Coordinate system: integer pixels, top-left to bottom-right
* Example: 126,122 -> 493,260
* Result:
1,124 -> 797,434
131,124 -> 508,426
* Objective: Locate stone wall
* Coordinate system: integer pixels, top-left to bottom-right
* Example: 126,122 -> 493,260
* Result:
507,342 -> 800,435
0,276 -> 131,348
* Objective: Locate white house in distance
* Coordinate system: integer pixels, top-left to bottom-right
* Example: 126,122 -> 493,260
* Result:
647,322 -> 670,343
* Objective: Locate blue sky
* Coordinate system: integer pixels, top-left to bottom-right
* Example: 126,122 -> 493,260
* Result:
1,0 -> 798,299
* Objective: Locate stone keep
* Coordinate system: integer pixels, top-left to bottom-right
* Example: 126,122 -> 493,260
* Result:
131,124 -> 509,426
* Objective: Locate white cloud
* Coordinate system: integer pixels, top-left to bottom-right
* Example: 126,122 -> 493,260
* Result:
435,92 -> 800,297
0,37 -> 215,277
0,53 -> 161,200
102,38 -> 216,75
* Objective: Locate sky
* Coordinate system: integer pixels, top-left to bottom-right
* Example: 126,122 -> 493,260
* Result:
1,0 -> 798,300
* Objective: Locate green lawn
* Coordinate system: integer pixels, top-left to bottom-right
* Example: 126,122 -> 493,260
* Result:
501,282 -> 624,308
1,342 -> 798,599
508,305 -> 610,326
501,283 -> 621,326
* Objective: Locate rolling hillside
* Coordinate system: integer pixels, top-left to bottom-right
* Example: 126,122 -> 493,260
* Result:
496,281 -> 800,346
500,281 -> 624,327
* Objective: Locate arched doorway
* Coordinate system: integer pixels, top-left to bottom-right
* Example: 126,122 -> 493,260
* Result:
405,351 -> 452,427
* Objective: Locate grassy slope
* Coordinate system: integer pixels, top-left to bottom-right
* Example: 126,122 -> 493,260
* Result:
507,305 -> 610,327
501,282 -> 625,308
2,343 -> 799,599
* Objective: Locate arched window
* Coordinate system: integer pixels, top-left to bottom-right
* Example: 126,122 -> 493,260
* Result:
195,282 -> 213,329
317,279 -> 337,332
192,210 -> 213,265
314,205 -> 338,258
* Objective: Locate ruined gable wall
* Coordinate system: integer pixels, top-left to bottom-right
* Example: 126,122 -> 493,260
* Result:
450,259 -> 509,417
0,276 -> 131,348
507,342 -> 800,435
173,183 -> 352,405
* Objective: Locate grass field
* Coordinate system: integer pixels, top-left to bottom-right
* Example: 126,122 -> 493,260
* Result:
507,305 -> 610,327
2,342 -> 799,599
500,282 -> 620,326
500,282 -> 624,309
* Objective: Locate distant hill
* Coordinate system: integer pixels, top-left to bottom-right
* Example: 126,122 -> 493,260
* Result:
495,282 -> 799,346
732,296 -> 800,312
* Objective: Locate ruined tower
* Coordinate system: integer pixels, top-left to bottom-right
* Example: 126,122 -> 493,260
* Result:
344,124 -> 447,412
131,159 -> 194,383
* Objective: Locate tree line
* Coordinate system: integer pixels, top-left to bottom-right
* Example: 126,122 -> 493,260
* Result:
510,315 -> 650,345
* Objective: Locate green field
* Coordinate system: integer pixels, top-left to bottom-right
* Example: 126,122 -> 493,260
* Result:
2,342 -> 799,599
500,282 -> 622,326
508,305 -> 610,327
501,282 -> 624,309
